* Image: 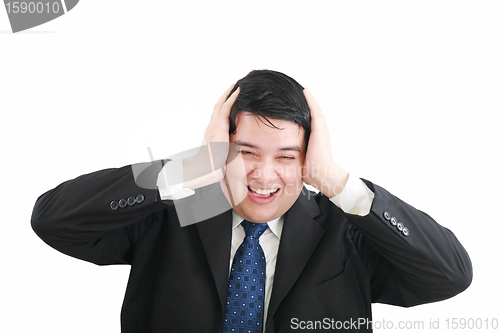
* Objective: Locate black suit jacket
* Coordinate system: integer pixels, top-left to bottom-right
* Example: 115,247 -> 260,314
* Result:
31,163 -> 472,332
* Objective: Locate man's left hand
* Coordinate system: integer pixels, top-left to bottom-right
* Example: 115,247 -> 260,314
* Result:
302,88 -> 349,198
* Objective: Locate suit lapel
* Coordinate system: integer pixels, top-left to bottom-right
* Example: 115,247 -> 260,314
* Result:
266,189 -> 324,323
195,209 -> 233,312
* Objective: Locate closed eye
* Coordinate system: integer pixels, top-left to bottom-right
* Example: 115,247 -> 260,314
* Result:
241,151 -> 256,156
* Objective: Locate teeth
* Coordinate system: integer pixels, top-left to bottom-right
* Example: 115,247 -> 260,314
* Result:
249,186 -> 278,195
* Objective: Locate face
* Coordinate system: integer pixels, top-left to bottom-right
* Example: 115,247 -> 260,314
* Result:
223,113 -> 306,223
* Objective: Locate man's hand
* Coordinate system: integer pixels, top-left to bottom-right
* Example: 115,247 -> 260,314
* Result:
203,84 -> 240,145
302,88 -> 349,198
182,85 -> 240,190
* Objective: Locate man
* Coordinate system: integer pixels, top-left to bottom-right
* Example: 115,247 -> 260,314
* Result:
31,70 -> 472,332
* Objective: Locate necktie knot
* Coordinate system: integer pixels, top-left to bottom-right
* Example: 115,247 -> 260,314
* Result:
241,220 -> 268,240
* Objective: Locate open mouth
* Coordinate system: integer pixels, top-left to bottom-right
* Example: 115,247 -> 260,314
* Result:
247,186 -> 280,197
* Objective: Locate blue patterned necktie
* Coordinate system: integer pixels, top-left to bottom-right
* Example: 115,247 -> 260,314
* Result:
221,220 -> 269,333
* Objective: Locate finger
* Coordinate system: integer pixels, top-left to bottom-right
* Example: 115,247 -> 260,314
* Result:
218,86 -> 240,120
211,84 -> 236,122
303,88 -> 325,121
303,88 -> 331,148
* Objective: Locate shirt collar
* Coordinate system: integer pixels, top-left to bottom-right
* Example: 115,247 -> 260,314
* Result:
231,211 -> 283,240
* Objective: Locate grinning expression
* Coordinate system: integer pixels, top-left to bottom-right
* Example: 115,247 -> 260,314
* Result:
224,112 -> 306,223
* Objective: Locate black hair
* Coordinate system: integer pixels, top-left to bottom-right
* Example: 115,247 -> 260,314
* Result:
228,70 -> 311,143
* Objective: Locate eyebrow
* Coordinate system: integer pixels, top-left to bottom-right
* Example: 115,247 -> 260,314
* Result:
233,140 -> 301,153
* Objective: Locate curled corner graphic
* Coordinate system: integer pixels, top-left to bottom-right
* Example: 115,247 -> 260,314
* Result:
3,0 -> 79,33
131,143 -> 244,227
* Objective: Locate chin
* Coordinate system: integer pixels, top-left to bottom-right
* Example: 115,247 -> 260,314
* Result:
239,210 -> 278,224
235,198 -> 291,223
231,199 -> 275,223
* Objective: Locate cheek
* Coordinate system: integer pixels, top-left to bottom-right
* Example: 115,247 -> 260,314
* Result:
279,161 -> 303,181
225,154 -> 247,179
222,157 -> 248,207
226,165 -> 245,181
279,165 -> 304,196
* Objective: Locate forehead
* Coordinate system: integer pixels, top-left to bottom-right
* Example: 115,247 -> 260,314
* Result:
230,113 -> 305,148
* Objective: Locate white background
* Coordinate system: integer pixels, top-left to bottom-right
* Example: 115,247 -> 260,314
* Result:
1,1 -> 499,332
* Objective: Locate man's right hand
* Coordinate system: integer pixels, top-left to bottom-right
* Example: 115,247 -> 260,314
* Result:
182,85 -> 240,191
204,84 -> 240,145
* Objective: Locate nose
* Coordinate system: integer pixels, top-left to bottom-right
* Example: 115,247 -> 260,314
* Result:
249,159 -> 279,183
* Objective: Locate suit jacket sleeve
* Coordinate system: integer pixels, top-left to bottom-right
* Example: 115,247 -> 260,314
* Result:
31,162 -> 169,265
346,179 -> 472,307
